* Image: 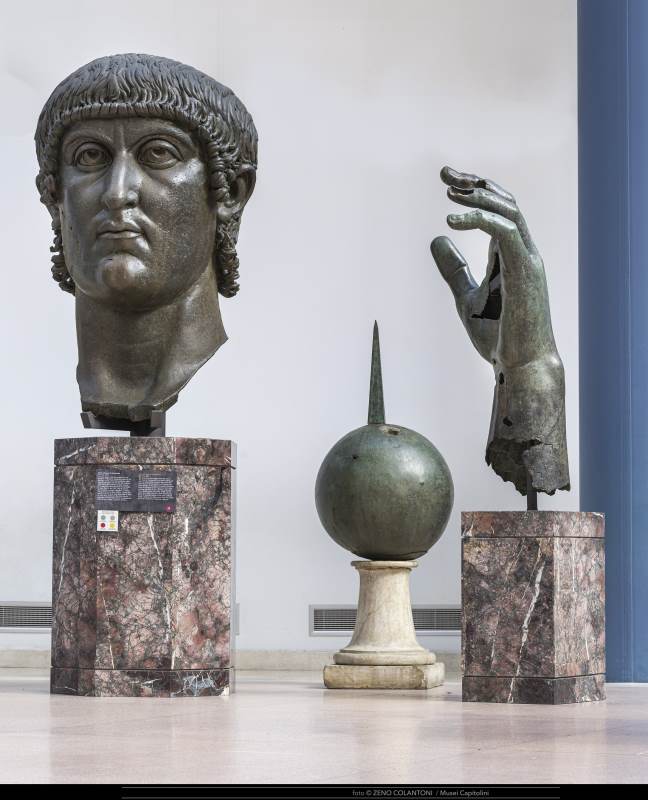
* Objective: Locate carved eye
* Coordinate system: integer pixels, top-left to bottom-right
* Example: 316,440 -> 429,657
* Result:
138,140 -> 181,169
73,144 -> 111,170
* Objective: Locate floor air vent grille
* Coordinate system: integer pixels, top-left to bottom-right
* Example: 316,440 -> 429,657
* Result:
0,603 -> 52,628
310,605 -> 460,635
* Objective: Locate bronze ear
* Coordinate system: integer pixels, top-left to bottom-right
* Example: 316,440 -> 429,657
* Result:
216,165 -> 256,223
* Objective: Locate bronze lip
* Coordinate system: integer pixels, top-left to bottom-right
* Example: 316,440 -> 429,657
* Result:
97,221 -> 143,237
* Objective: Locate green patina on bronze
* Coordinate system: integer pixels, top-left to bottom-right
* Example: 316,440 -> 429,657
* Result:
35,54 -> 257,428
431,166 -> 570,500
315,323 -> 454,561
367,322 -> 385,425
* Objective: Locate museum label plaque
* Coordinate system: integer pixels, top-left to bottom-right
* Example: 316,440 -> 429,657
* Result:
95,468 -> 177,513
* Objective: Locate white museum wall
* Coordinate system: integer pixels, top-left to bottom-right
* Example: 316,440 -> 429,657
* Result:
0,0 -> 577,654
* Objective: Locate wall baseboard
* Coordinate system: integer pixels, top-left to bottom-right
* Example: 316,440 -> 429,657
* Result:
0,650 -> 50,668
0,648 -> 461,676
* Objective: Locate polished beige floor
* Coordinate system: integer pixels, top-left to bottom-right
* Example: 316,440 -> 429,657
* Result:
1,669 -> 648,784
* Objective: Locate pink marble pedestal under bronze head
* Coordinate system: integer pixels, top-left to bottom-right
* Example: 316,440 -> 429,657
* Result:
51,437 -> 234,697
461,511 -> 605,704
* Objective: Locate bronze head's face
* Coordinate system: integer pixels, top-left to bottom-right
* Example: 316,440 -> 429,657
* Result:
36,54 -> 258,302
35,54 -> 258,423
58,117 -> 216,310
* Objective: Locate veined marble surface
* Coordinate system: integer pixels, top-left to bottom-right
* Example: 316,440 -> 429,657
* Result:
51,437 -> 233,697
461,511 -> 605,704
462,510 -> 604,539
54,436 -> 235,467
50,667 -> 230,698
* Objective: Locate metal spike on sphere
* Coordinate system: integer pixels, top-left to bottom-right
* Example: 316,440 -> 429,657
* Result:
368,321 -> 385,425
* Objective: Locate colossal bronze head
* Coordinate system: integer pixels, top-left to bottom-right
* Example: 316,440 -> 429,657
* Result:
35,54 -> 257,430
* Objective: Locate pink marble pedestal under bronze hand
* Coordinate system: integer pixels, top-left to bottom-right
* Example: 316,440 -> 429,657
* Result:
461,511 -> 605,704
51,437 -> 235,698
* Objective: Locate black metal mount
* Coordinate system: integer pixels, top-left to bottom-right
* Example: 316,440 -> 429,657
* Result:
526,472 -> 538,511
81,410 -> 166,437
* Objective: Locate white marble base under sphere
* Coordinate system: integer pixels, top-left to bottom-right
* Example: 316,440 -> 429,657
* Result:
324,662 -> 444,689
324,560 -> 444,690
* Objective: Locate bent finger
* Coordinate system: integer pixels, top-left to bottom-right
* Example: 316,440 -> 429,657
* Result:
446,186 -> 536,254
447,209 -> 527,264
441,165 -> 516,202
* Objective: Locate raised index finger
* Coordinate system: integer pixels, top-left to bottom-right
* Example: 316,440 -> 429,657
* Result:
441,165 -> 515,203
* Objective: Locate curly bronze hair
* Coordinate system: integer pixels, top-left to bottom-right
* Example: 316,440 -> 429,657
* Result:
35,53 -> 258,298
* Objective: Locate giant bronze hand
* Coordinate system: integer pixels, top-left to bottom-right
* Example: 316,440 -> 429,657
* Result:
431,166 -> 569,503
